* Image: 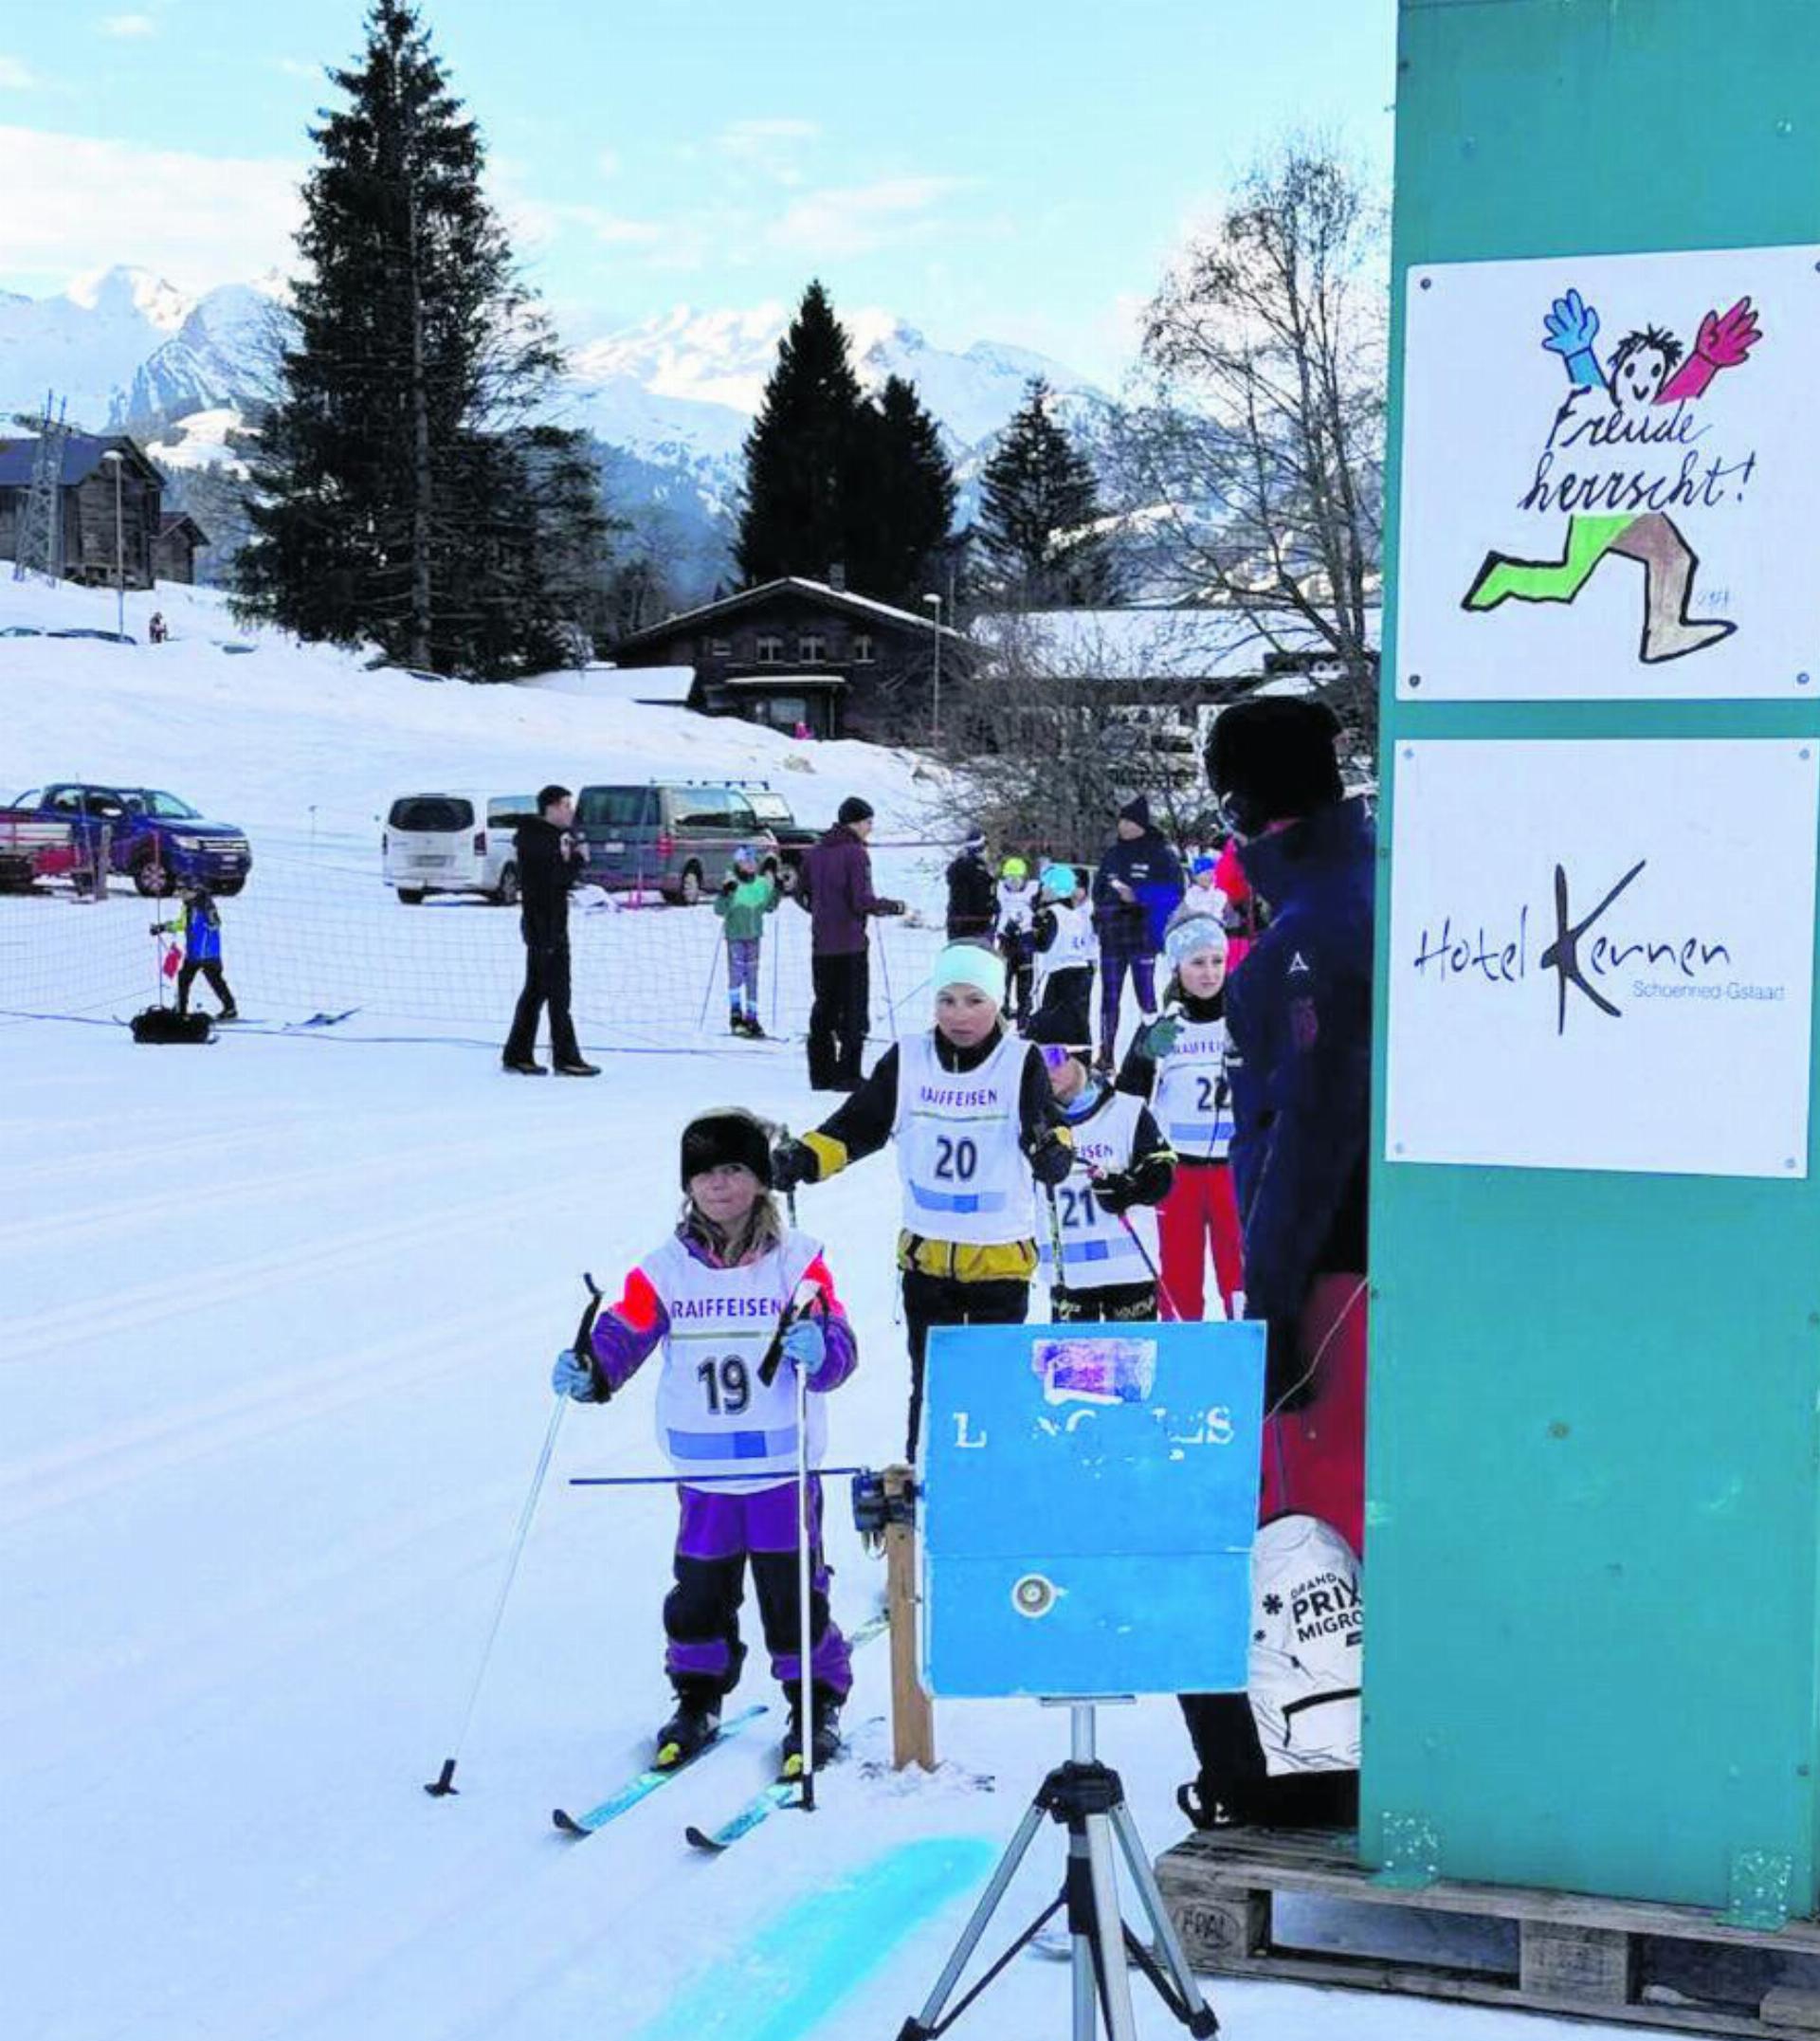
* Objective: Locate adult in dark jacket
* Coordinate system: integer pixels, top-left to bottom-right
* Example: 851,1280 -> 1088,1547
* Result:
502,783 -> 598,1076
1091,794 -> 1183,1069
1176,696 -> 1373,1832
794,795 -> 904,1090
943,830 -> 996,939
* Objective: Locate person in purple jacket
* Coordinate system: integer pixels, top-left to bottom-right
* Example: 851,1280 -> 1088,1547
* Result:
551,1108 -> 857,1775
793,795 -> 906,1092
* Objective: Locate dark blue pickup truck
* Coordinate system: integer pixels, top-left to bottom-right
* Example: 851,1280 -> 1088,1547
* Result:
8,782 -> 253,896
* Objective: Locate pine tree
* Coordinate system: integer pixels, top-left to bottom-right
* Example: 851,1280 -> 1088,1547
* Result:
237,0 -> 605,676
976,378 -> 1114,608
845,374 -> 956,606
735,281 -> 865,587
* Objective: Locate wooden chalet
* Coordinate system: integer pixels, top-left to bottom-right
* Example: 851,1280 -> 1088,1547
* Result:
610,575 -> 974,742
0,432 -> 165,589
152,511 -> 209,586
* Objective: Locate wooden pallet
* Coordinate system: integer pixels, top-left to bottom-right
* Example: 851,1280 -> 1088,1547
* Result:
1156,1826 -> 1820,2038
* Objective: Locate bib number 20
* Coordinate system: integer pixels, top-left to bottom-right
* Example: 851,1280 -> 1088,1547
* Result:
934,1135 -> 978,1181
697,1355 -> 751,1416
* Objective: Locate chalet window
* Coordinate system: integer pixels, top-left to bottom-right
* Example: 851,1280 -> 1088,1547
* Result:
851,633 -> 875,665
708,637 -> 732,658
755,633 -> 784,665
798,632 -> 827,664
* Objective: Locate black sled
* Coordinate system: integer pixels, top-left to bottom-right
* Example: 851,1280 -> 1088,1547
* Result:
131,1008 -> 215,1045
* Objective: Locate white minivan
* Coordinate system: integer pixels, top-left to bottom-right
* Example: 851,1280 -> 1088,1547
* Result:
383,791 -> 538,904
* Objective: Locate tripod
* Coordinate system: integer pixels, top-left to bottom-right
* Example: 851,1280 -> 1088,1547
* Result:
897,1703 -> 1217,2041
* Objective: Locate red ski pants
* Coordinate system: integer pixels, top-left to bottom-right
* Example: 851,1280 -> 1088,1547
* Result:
1260,1272 -> 1369,1558
1156,1161 -> 1244,1321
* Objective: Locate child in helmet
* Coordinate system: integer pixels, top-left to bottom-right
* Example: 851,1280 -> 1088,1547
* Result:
995,855 -> 1035,1025
1118,915 -> 1243,1320
1180,851 -> 1227,925
553,1108 -> 856,1774
1028,861 -> 1097,1053
714,845 -> 782,1037
773,943 -> 1074,1456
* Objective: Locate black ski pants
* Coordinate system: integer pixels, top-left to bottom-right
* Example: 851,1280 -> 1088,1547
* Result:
1051,1279 -> 1157,1324
901,1269 -> 1029,1459
504,938 -> 580,1066
807,949 -> 869,1090
176,958 -> 234,1016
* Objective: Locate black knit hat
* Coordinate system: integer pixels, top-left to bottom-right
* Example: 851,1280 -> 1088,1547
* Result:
1118,793 -> 1152,829
837,795 -> 875,827
1205,698 -> 1343,831
680,1108 -> 774,1190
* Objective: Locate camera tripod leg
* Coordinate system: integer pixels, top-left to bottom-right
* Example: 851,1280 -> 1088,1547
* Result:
1085,1811 -> 1142,2041
906,1800 -> 1047,2034
1111,1799 -> 1219,2035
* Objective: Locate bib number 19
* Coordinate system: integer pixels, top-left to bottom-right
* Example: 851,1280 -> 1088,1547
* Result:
697,1355 -> 751,1415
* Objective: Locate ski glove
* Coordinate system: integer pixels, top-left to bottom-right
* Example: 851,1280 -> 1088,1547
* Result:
1138,1013 -> 1182,1060
770,1139 -> 817,1194
781,1318 -> 827,1383
1025,1126 -> 1075,1189
1089,1168 -> 1139,1216
552,1347 -> 601,1402
873,898 -> 907,917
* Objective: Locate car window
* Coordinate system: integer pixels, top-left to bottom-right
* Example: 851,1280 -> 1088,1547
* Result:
726,794 -> 759,829
748,793 -> 790,824
12,789 -> 42,808
137,791 -> 201,820
87,792 -> 129,820
47,789 -> 82,814
389,795 -> 475,832
487,797 -> 537,829
675,788 -> 734,829
577,787 -> 654,830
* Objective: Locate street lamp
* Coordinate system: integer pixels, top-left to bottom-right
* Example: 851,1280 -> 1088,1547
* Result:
922,592 -> 942,746
100,449 -> 124,639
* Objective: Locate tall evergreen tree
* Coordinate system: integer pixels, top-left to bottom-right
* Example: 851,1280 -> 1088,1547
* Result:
237,0 -> 605,675
845,374 -> 956,606
976,377 -> 1114,608
735,281 -> 865,587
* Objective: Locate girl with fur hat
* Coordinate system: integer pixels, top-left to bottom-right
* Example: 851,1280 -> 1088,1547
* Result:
773,942 -> 1074,1457
1116,914 -> 1244,1321
552,1107 -> 856,1774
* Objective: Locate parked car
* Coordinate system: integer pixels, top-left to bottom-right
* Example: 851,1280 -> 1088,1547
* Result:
46,628 -> 136,646
0,625 -> 44,638
737,783 -> 816,880
573,782 -> 779,904
8,783 -> 253,896
0,810 -> 81,891
383,791 -> 537,904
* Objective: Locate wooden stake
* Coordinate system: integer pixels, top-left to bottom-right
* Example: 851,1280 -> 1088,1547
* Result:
883,1464 -> 936,1771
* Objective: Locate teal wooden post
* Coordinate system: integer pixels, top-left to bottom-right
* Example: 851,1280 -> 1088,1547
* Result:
1368,0 -> 1820,1914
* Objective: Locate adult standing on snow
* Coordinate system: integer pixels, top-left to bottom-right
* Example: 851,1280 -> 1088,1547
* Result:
943,829 -> 996,939
1091,794 -> 1183,1072
794,796 -> 904,1092
501,783 -> 598,1077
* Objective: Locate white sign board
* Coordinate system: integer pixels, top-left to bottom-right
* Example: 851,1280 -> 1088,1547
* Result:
1385,740 -> 1818,1177
1396,244 -> 1820,701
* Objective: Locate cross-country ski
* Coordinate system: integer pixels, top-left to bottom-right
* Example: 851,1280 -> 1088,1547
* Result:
552,1704 -> 769,1837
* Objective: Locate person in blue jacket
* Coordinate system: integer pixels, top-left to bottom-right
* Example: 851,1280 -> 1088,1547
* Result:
155,879 -> 238,1021
1090,794 -> 1183,1073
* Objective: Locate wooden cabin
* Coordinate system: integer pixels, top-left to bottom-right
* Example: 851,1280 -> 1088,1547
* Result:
0,432 -> 164,589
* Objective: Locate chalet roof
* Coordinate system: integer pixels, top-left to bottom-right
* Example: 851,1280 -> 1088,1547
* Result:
985,606 -> 1383,684
0,431 -> 161,490
615,576 -> 972,652
157,510 -> 210,544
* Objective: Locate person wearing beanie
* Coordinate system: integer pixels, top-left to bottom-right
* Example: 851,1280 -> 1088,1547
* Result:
714,845 -> 783,1037
1116,914 -> 1244,1323
944,827 -> 997,942
994,854 -> 1036,1026
552,1107 -> 858,1775
1175,692 -> 1374,1841
1091,792 -> 1185,1074
771,940 -> 1074,1457
1028,860 -> 1098,1051
1180,850 -> 1226,927
1034,1035 -> 1175,1324
794,795 -> 905,1091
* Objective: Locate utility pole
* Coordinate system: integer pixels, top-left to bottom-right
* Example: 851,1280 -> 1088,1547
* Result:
923,592 -> 943,747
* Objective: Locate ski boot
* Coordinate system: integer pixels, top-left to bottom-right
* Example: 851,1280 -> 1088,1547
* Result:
655,1695 -> 721,1770
742,1015 -> 767,1039
779,1686 -> 844,1778
729,1011 -> 749,1036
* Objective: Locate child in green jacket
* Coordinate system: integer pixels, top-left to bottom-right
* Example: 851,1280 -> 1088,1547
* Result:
714,846 -> 783,1036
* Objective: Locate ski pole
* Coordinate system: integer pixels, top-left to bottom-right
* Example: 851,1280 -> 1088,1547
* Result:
777,1121 -> 798,1230
1043,1183 -> 1069,1313
875,921 -> 897,1033
695,938 -> 721,1033
425,1273 -> 601,1798
1084,1163 -> 1186,1322
794,1305 -> 817,1813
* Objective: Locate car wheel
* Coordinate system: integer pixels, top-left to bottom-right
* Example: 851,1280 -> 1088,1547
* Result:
495,862 -> 519,906
678,863 -> 703,906
133,855 -> 174,897
214,881 -> 246,898
397,887 -> 427,904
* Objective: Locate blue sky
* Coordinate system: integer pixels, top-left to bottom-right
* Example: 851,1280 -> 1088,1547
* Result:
0,0 -> 1396,383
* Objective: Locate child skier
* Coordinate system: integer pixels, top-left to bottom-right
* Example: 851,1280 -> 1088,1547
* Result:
154,879 -> 238,1021
1180,851 -> 1226,924
994,855 -> 1035,1025
1117,914 -> 1244,1321
773,942 -> 1074,1457
1030,1032 -> 1174,1322
1028,860 -> 1097,1052
714,846 -> 782,1037
552,1108 -> 855,1773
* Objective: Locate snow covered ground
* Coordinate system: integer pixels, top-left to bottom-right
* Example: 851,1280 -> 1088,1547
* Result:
3,577 -> 1636,2039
